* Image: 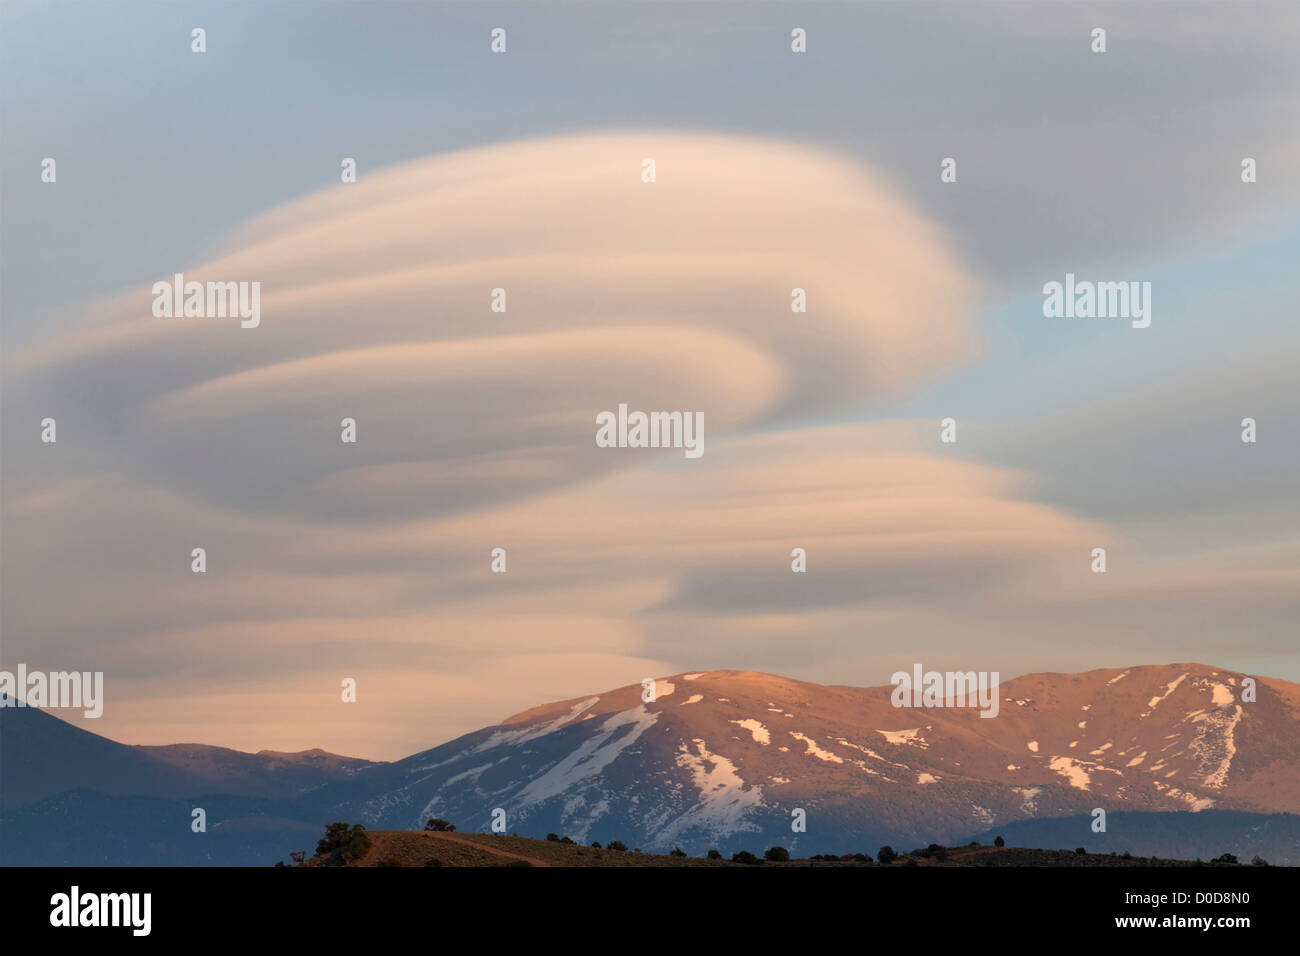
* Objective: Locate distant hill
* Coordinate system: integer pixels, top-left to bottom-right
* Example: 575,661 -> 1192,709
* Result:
0,698 -> 380,812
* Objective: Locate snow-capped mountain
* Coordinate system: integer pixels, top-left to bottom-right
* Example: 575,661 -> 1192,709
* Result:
321,664 -> 1300,855
5,662 -> 1298,863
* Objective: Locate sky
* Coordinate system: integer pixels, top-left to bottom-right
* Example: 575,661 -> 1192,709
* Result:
2,1 -> 1298,760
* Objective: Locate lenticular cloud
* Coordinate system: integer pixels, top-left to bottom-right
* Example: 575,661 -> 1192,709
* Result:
18,131 -> 979,521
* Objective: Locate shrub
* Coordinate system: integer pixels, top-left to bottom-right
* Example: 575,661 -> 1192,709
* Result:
1211,853 -> 1239,865
607,840 -> 628,852
1075,847 -> 1087,855
914,843 -> 947,861
670,847 -> 687,857
560,836 -> 575,845
993,835 -> 1005,847
424,818 -> 455,832
1251,855 -> 1269,867
764,846 -> 790,862
424,858 -> 443,867
546,833 -> 560,842
731,850 -> 762,865
707,849 -> 722,860
315,822 -> 372,866
854,853 -> 869,862
877,845 -> 898,864
591,841 -> 602,849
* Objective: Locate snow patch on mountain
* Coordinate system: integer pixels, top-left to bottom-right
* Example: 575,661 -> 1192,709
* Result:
1145,674 -> 1188,714
652,738 -> 765,847
474,697 -> 600,753
514,705 -> 659,806
1153,780 -> 1214,811
790,731 -> 844,763
1210,683 -> 1234,707
731,719 -> 771,745
879,728 -> 927,748
1013,786 -> 1043,813
1188,703 -> 1242,789
1048,756 -> 1092,790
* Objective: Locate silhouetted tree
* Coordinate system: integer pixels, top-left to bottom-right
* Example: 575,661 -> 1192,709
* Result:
315,822 -> 371,866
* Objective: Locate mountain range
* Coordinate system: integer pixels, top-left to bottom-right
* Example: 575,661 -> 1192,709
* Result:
3,662 -> 1298,865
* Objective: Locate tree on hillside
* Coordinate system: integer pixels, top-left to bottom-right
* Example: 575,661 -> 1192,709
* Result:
425,818 -> 456,832
315,822 -> 372,866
